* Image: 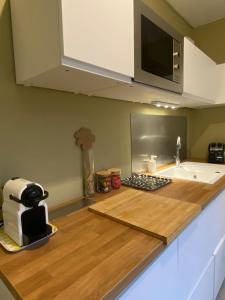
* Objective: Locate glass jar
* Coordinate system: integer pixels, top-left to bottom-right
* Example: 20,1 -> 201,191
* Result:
96,171 -> 112,193
108,168 -> 121,189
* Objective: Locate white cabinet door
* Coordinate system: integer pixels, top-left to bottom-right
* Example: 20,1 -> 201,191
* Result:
10,0 -> 134,92
187,257 -> 214,300
118,240 -> 179,300
213,190 -> 225,239
60,0 -> 134,77
214,235 -> 225,299
183,37 -> 217,103
178,193 -> 225,300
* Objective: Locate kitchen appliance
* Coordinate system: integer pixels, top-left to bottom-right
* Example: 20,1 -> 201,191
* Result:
133,0 -> 183,93
208,143 -> 225,164
122,174 -> 172,191
2,178 -> 52,246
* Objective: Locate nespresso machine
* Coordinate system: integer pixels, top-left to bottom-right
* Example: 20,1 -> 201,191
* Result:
208,143 -> 225,164
2,178 -> 52,246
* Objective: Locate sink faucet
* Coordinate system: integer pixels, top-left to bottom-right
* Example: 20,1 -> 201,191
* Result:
175,136 -> 181,167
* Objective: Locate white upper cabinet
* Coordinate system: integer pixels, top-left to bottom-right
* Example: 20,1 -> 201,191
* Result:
10,1 -> 224,108
10,0 -> 134,94
183,37 -> 217,104
60,0 -> 134,78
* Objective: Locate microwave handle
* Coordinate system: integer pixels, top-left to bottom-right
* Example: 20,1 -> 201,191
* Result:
173,40 -> 181,83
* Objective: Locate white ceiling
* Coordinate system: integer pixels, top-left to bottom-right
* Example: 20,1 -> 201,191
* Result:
166,0 -> 225,27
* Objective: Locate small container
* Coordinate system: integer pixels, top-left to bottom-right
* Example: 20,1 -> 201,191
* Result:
96,171 -> 112,193
149,155 -> 157,174
108,168 -> 121,189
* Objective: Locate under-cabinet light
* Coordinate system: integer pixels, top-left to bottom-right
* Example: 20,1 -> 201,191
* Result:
152,101 -> 179,110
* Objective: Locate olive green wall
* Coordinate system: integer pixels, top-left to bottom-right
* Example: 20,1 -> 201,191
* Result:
189,107 -> 225,159
188,18 -> 225,159
0,0 -> 192,207
193,18 -> 225,64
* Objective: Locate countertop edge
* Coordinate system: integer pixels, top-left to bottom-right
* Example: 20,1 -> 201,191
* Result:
0,271 -> 22,300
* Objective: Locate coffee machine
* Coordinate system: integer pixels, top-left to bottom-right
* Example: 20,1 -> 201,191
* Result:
2,178 -> 52,246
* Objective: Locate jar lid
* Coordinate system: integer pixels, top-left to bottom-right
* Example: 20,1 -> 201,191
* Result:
96,170 -> 111,177
108,168 -> 121,175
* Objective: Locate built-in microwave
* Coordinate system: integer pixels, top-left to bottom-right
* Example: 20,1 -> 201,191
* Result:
133,0 -> 184,94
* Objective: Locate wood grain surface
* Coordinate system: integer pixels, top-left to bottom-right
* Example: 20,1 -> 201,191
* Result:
89,189 -> 201,244
95,168 -> 225,210
0,210 -> 163,300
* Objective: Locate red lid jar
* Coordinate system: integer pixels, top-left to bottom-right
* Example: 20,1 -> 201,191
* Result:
108,168 -> 121,189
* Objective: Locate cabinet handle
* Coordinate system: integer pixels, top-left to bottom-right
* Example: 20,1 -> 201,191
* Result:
173,52 -> 179,57
173,64 -> 179,70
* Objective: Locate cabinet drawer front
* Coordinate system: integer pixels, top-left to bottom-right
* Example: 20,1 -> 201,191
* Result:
214,235 -> 225,299
178,192 -> 225,299
118,240 -> 178,300
188,257 -> 214,300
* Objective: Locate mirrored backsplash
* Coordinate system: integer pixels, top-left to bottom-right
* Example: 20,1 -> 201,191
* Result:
131,113 -> 187,173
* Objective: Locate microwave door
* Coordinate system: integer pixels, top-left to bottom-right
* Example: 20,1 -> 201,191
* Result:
141,15 -> 174,82
133,0 -> 183,94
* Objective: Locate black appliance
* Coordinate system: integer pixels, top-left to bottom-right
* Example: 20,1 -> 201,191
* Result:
208,143 -> 225,164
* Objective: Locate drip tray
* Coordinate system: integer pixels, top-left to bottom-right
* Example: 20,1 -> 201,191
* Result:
49,198 -> 96,220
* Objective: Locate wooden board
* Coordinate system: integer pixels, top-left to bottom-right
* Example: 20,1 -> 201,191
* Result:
89,189 -> 201,244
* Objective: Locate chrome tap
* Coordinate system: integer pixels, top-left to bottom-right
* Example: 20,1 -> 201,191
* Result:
175,136 -> 181,167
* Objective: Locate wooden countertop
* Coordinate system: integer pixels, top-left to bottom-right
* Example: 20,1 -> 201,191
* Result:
1,163 -> 225,300
0,210 -> 163,300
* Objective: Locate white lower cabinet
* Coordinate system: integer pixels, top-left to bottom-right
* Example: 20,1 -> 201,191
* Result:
214,235 -> 225,299
187,256 -> 214,300
118,240 -> 179,300
177,194 -> 223,300
119,190 -> 225,300
0,280 -> 15,300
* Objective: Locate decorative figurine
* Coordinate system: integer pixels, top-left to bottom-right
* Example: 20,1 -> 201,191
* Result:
74,128 -> 96,198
